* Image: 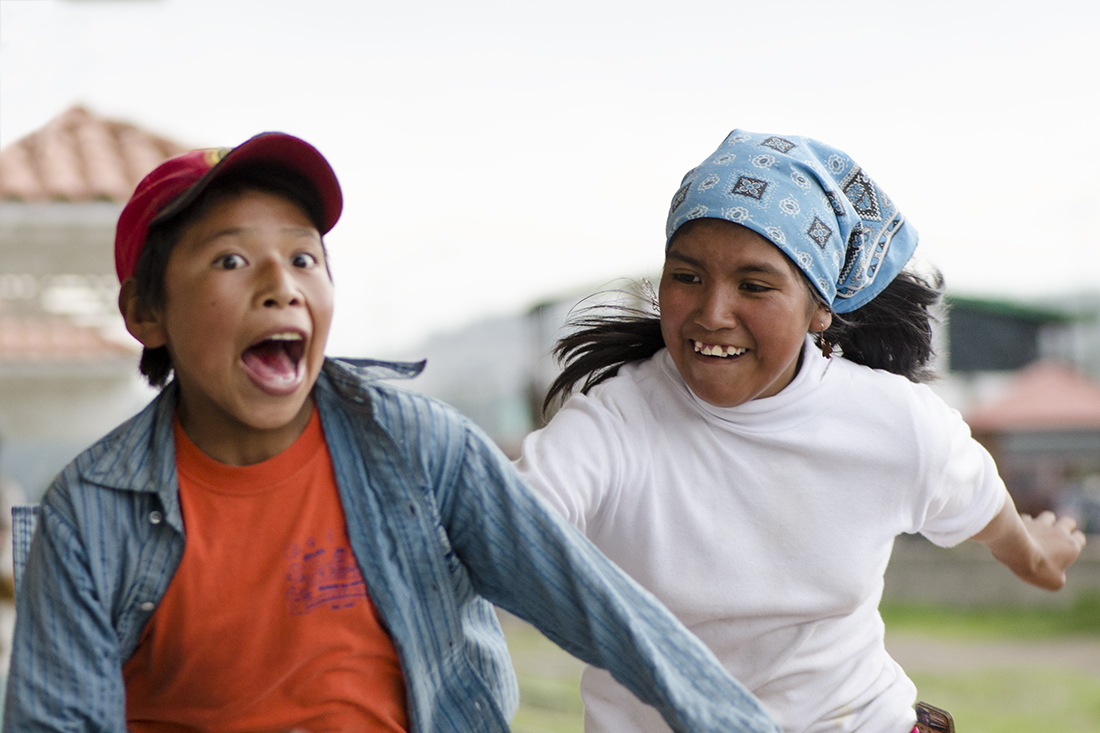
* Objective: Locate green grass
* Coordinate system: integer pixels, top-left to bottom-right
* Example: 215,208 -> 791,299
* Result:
501,597 -> 1100,733
908,668 -> 1100,733
881,591 -> 1100,639
500,615 -> 584,733
880,593 -> 1100,732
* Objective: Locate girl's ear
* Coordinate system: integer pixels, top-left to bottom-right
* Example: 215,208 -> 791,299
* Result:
118,278 -> 168,349
812,307 -> 833,334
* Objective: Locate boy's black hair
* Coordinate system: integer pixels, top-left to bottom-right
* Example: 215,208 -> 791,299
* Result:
131,162 -> 328,388
542,238 -> 943,416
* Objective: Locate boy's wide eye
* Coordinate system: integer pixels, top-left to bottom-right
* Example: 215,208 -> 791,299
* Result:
291,252 -> 318,268
673,273 -> 701,285
216,254 -> 247,270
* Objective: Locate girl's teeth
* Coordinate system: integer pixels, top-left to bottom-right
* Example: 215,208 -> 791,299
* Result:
694,341 -> 745,358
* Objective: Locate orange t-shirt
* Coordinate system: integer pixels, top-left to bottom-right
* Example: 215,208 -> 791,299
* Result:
123,409 -> 408,732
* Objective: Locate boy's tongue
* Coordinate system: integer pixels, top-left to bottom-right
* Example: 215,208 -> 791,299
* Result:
242,340 -> 302,395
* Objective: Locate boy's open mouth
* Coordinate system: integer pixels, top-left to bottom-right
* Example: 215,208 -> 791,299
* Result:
241,332 -> 306,395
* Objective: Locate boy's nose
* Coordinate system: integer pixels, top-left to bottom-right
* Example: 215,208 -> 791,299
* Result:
257,261 -> 302,307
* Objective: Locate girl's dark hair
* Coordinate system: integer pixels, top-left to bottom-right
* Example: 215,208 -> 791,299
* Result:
817,269 -> 943,383
542,300 -> 665,416
542,260 -> 943,416
132,162 -> 327,387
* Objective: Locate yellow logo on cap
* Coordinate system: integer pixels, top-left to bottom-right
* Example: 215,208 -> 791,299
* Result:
202,147 -> 232,167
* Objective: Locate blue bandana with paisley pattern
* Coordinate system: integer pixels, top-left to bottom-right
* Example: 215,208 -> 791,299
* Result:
665,129 -> 918,314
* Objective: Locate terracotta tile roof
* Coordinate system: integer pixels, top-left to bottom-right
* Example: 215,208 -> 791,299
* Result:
0,106 -> 188,202
966,361 -> 1100,432
0,315 -> 137,365
0,107 -> 187,366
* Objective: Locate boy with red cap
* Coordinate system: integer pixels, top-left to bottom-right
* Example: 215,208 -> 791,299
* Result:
4,133 -> 779,733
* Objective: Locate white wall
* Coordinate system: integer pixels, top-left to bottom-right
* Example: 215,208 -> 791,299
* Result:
0,364 -> 156,501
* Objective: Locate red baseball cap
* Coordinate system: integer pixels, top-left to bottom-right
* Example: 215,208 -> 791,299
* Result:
114,132 -> 342,282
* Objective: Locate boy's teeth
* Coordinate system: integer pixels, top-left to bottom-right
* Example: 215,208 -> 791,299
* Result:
268,333 -> 302,341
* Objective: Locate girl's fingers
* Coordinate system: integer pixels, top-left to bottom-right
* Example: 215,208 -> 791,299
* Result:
1033,510 -> 1057,525
1055,515 -> 1079,532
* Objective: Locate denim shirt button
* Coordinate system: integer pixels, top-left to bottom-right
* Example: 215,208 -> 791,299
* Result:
474,701 -> 482,711
149,511 -> 163,525
140,601 -> 155,612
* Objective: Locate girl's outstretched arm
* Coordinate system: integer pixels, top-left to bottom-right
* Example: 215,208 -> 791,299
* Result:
971,492 -> 1087,590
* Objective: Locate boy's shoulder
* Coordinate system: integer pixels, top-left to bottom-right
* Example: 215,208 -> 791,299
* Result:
322,356 -> 448,417
319,357 -> 507,489
319,357 -> 480,441
323,357 -> 427,387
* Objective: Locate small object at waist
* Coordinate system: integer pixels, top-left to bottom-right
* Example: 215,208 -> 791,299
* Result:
914,700 -> 955,733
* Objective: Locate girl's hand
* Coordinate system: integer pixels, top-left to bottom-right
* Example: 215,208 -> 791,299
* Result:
1017,510 -> 1087,590
972,497 -> 1087,591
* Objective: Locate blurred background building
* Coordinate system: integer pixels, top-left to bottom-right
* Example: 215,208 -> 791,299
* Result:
0,107 -> 175,503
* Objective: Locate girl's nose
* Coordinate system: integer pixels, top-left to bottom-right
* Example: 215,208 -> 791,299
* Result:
695,287 -> 737,331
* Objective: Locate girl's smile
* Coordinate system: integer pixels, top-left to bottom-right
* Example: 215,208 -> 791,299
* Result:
658,219 -> 831,408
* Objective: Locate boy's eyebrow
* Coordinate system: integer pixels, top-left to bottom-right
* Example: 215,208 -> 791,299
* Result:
198,225 -> 321,244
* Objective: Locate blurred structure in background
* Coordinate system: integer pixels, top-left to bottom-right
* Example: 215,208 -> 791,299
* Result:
965,362 -> 1100,531
941,296 -> 1100,533
0,107 -> 181,501
390,281 -> 654,458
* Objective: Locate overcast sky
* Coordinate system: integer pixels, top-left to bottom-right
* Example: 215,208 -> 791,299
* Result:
2,0 -> 1098,356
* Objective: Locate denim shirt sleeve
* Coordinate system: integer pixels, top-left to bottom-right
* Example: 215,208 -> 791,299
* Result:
445,423 -> 778,732
5,481 -> 129,730
4,388 -> 182,732
356,379 -> 778,733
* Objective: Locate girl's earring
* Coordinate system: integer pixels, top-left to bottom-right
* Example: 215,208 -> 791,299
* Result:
817,326 -> 833,359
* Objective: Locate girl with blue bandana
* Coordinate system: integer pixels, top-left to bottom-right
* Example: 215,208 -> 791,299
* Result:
516,129 -> 1087,733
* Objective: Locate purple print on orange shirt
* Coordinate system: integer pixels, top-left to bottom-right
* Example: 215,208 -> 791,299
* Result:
283,528 -> 368,615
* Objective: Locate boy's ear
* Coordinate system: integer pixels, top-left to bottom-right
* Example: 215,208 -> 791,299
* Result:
118,278 -> 168,349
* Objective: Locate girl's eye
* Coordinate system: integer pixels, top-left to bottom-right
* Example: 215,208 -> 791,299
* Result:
292,252 -> 319,268
741,282 -> 772,294
216,254 -> 247,270
673,273 -> 701,285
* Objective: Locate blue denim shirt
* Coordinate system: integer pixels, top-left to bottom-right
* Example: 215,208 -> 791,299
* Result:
5,358 -> 778,733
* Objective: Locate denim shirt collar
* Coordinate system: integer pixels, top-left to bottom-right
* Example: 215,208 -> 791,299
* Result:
76,356 -> 426,521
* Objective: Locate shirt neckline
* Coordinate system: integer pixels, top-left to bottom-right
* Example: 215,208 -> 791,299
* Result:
174,407 -> 326,496
656,335 -> 838,432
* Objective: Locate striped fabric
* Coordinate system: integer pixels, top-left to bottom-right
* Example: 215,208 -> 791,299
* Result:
4,359 -> 777,733
10,505 -> 37,596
